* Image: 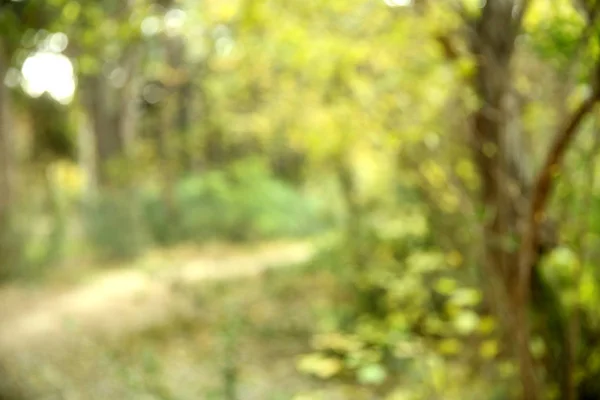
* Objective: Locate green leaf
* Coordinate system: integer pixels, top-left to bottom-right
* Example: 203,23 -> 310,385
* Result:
406,251 -> 445,273
438,338 -> 462,355
449,288 -> 482,307
434,277 -> 457,295
453,310 -> 479,335
62,1 -> 81,23
357,363 -> 387,385
530,337 -> 546,359
78,54 -> 100,75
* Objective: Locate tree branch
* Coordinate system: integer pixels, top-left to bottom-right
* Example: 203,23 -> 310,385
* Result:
518,82 -> 600,300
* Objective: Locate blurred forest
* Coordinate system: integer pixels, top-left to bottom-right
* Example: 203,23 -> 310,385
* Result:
3,0 -> 600,399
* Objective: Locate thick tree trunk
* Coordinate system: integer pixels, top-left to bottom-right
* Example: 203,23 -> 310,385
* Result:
468,2 -> 542,398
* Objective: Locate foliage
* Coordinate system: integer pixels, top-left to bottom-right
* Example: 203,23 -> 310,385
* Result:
83,189 -> 147,262
141,158 -> 329,246
296,212 -> 518,399
4,0 -> 600,398
80,158 -> 329,261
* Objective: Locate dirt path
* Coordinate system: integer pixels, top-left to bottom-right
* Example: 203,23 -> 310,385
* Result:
0,240 -> 316,354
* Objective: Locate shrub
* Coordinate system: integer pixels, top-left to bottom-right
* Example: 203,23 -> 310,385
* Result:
141,158 -> 329,246
296,209 -> 513,399
83,189 -> 147,262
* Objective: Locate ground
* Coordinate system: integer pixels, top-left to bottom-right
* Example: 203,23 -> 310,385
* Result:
0,239 -> 353,400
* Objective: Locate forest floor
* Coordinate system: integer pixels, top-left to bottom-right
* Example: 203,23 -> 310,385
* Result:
0,239 -> 315,352
0,239 -> 355,400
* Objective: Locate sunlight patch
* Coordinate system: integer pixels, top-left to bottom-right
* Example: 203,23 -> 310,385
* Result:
383,0 -> 412,7
21,51 -> 76,104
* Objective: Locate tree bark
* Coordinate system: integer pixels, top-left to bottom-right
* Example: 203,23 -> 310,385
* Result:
0,42 -> 13,217
80,74 -> 123,186
75,105 -> 98,201
166,37 -> 193,171
467,1 -> 543,398
118,46 -> 142,157
0,40 -> 17,278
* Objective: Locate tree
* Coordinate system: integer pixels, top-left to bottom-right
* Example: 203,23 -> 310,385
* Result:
0,39 -> 16,279
434,1 -> 600,398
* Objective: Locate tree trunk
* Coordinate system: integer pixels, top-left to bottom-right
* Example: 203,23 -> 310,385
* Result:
161,5 -> 193,171
75,105 -> 98,201
167,38 -> 193,171
0,40 -> 17,279
152,94 -> 178,242
468,2 -> 542,398
118,46 -> 142,157
81,74 -> 123,186
0,42 -> 13,215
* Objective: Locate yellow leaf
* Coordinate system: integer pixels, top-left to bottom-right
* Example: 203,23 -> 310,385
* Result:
424,317 -> 446,336
478,316 -> 496,335
438,338 -> 462,355
455,159 -> 476,183
440,192 -> 460,213
446,251 -> 463,267
421,160 -> 447,188
297,354 -> 343,379
479,340 -> 499,359
406,251 -> 445,273
456,57 -> 475,79
311,332 -> 362,353
450,288 -> 482,307
293,393 -> 323,400
394,339 -> 423,358
386,388 -> 420,400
